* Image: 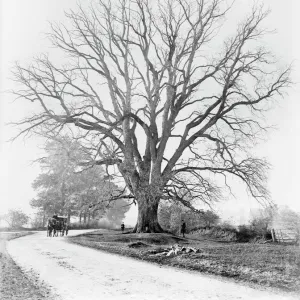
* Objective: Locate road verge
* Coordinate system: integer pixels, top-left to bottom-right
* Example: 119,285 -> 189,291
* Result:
0,232 -> 55,300
69,230 -> 300,295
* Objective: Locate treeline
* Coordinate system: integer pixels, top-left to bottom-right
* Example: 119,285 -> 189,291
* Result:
158,202 -> 220,234
30,137 -> 129,227
157,202 -> 300,243
188,205 -> 300,243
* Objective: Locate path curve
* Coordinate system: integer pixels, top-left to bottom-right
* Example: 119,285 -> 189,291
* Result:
7,230 -> 297,300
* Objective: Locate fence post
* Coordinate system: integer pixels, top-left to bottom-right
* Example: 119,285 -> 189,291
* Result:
271,229 -> 276,242
279,230 -> 284,243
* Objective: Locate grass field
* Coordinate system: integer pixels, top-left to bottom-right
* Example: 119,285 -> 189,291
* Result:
69,230 -> 300,294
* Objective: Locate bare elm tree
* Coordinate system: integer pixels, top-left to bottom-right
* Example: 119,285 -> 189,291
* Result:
12,0 -> 291,232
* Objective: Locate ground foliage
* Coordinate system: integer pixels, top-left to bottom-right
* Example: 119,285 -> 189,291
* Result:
69,230 -> 300,294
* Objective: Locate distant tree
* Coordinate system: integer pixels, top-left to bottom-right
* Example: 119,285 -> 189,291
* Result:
103,199 -> 131,228
158,203 -> 173,231
31,136 -> 125,222
250,206 -> 275,236
3,209 -> 29,229
200,210 -> 220,227
168,205 -> 183,233
30,211 -> 46,228
272,206 -> 300,235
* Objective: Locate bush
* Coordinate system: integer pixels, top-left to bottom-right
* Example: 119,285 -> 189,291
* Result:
236,225 -> 272,242
217,222 -> 237,233
236,225 -> 257,242
189,222 -> 273,243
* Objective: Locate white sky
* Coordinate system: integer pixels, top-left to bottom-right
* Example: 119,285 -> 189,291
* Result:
0,0 -> 300,226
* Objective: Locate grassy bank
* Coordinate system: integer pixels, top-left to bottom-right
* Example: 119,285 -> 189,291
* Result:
69,230 -> 300,294
0,232 -> 53,300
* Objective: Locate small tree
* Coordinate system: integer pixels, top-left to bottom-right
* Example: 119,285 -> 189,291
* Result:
272,206 -> 300,239
31,136 -> 120,221
250,206 -> 274,237
4,209 -> 29,229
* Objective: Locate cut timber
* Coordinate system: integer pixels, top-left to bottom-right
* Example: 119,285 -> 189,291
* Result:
151,244 -> 200,256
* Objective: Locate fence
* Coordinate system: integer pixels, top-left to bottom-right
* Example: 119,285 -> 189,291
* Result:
271,229 -> 299,244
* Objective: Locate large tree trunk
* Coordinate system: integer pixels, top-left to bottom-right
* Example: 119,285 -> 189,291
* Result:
132,192 -> 164,233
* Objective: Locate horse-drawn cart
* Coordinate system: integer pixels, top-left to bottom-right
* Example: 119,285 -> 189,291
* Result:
47,215 -> 69,237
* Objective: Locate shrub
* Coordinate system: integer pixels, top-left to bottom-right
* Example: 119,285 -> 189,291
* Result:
237,225 -> 259,242
218,222 -> 237,233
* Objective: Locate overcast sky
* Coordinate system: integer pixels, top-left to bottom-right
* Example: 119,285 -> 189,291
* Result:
1,0 -> 300,225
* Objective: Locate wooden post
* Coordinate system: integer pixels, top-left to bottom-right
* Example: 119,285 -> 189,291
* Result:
280,230 -> 284,243
271,229 -> 276,242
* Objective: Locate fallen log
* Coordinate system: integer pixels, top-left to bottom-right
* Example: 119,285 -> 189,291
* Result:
163,244 -> 200,256
167,250 -> 175,257
147,244 -> 200,257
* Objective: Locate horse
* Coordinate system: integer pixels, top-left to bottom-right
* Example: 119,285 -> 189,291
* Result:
63,222 -> 69,236
53,221 -> 63,237
53,218 -> 69,237
47,217 -> 57,237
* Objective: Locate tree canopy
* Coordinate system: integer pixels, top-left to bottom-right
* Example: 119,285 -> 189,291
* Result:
30,136 -> 126,223
3,209 -> 29,229
12,0 -> 291,232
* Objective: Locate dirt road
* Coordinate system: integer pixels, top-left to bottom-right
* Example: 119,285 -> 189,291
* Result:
7,231 -> 297,300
